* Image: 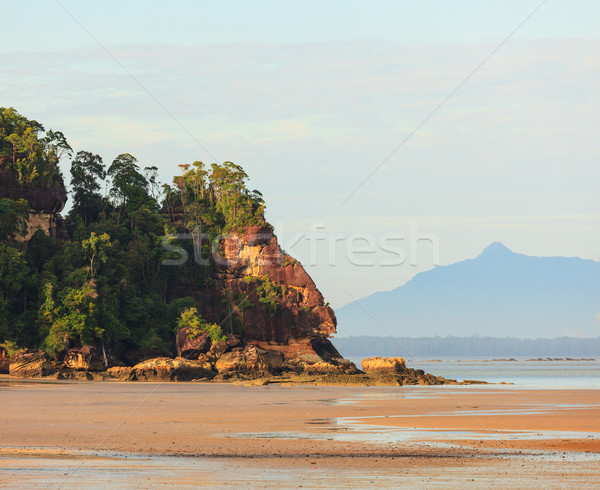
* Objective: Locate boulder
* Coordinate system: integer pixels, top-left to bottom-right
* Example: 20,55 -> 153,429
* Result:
9,349 -> 52,378
0,345 -> 9,374
209,335 -> 241,358
361,356 -> 406,376
106,366 -> 136,381
64,345 -> 104,371
302,361 -> 347,375
215,346 -> 284,374
176,327 -> 210,358
132,357 -> 214,381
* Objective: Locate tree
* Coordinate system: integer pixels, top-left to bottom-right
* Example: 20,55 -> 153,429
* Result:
144,165 -> 161,201
0,244 -> 30,341
0,107 -> 69,189
0,198 -> 29,241
177,306 -> 226,343
172,161 -> 266,234
69,151 -> 106,225
40,282 -> 104,354
107,153 -> 150,212
81,232 -> 112,279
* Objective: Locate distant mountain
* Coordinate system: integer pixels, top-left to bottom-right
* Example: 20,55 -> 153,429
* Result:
336,242 -> 600,338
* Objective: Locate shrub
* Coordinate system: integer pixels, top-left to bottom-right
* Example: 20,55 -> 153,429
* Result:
177,307 -> 226,343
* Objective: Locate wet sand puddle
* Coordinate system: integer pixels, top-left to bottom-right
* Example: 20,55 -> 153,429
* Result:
0,448 -> 317,488
2,445 -> 598,489
0,447 -> 503,489
223,389 -> 600,454
222,422 -> 600,451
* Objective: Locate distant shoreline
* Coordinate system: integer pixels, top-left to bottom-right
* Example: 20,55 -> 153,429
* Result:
333,335 -> 600,358
407,357 -> 597,362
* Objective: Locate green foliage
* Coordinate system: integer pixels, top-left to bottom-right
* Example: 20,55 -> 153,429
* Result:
40,282 -> 104,354
173,160 -> 266,234
283,256 -> 297,268
0,340 -> 20,356
245,275 -> 286,313
235,292 -> 254,309
69,151 -> 106,225
0,107 -> 69,188
0,244 -> 30,342
177,306 -> 226,343
0,108 -> 282,359
81,232 -> 112,278
0,198 -> 29,240
108,153 -> 151,212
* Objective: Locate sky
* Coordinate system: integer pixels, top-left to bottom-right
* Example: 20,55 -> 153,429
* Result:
1,0 -> 599,308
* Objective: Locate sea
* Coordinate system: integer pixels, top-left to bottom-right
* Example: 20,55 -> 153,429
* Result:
349,357 -> 600,389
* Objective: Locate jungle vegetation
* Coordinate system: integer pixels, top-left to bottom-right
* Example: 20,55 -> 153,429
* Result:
0,107 -> 267,359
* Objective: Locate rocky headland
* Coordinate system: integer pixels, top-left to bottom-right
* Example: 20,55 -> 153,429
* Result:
0,108 -> 479,386
3,227 -> 466,386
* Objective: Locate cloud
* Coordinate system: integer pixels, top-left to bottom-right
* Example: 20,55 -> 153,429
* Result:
3,37 -> 600,304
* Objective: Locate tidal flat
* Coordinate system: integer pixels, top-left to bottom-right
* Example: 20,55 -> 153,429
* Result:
1,377 -> 599,488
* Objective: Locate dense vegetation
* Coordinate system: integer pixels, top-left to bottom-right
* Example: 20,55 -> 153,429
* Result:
0,107 -> 70,189
0,108 -> 267,361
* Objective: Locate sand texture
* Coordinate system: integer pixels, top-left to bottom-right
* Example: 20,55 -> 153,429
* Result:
0,377 -> 598,487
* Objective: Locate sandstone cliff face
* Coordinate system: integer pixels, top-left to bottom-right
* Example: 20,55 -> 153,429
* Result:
172,225 -> 342,366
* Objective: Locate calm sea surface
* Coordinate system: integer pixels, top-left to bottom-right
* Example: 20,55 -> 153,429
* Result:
349,357 -> 600,388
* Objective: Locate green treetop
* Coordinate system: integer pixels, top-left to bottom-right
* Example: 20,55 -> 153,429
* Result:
0,107 -> 71,189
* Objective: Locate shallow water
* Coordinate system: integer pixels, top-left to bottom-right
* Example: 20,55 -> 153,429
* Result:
1,447 -> 598,489
349,357 -> 600,388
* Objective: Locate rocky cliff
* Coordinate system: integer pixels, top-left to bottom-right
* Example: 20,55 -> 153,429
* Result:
0,170 -> 67,240
170,225 -> 349,374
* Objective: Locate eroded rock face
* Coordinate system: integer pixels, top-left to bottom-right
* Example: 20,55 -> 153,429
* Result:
9,349 -> 52,378
171,226 -> 339,365
215,345 -> 284,375
176,328 -> 210,358
0,171 -> 67,213
0,170 -> 68,240
64,345 -> 104,371
131,357 -> 214,381
361,357 -> 406,376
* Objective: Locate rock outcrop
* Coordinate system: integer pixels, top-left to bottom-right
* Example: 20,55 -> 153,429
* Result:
362,356 -> 406,376
9,349 -> 53,378
0,170 -> 67,240
176,328 -> 210,358
171,225 -> 349,373
129,357 -> 214,382
64,345 -> 104,371
214,345 -> 285,375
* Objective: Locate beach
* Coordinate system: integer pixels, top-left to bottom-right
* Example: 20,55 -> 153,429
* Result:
1,377 -> 599,488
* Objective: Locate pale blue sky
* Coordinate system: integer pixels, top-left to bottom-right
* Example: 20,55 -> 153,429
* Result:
3,1 -> 600,48
1,1 -> 599,307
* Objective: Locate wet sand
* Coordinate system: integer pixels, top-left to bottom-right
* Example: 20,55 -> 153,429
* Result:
0,377 -> 599,487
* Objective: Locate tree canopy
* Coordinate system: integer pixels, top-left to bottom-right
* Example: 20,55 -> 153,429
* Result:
0,108 -> 269,358
0,107 -> 70,189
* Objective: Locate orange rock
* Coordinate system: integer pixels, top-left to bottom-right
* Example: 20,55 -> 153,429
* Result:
9,349 -> 52,378
215,346 -> 284,374
132,357 -> 214,381
361,356 -> 406,376
64,345 -> 104,371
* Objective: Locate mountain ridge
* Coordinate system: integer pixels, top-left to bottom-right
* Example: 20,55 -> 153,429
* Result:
336,243 -> 600,338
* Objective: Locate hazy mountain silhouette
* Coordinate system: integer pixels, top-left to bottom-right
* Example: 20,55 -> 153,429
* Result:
336,242 -> 600,338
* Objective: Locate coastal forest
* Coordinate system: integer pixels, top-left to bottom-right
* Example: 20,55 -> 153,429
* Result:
0,107 -> 267,359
